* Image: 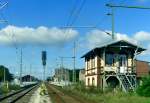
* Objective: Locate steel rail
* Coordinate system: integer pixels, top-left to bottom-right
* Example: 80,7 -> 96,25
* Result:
0,83 -> 38,102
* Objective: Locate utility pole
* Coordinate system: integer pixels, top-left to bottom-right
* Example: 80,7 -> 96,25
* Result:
61,26 -> 113,81
59,56 -> 67,85
106,3 -> 150,39
111,7 -> 114,40
106,5 -> 115,40
60,57 -> 64,82
60,57 -> 64,70
73,41 -> 76,83
59,56 -> 75,84
30,64 -> 32,82
3,67 -> 5,83
20,48 -> 22,85
106,3 -> 150,87
0,2 -> 8,85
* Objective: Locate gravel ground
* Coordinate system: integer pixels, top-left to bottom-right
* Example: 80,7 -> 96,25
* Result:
29,87 -> 51,103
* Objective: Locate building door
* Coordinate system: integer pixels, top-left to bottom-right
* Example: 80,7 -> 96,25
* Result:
119,55 -> 127,73
92,77 -> 95,86
88,78 -> 90,86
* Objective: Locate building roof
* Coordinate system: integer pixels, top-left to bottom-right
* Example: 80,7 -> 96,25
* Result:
81,40 -> 146,58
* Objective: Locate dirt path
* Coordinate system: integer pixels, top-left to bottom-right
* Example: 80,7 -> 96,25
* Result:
29,86 -> 52,103
46,83 -> 92,103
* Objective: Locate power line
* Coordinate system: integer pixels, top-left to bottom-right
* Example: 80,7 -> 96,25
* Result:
106,3 -> 150,40
0,12 -> 18,49
0,1 -> 24,85
63,0 -> 86,42
94,15 -> 108,28
66,0 -> 79,27
69,0 -> 86,26
61,0 -> 87,84
60,26 -> 95,28
0,1 -> 9,84
106,3 -> 150,9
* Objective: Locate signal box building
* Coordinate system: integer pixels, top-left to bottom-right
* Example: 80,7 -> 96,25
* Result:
81,40 -> 146,92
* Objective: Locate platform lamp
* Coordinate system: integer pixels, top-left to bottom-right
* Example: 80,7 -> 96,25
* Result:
42,51 -> 47,82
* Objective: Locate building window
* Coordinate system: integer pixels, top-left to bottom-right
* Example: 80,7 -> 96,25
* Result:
87,58 -> 90,70
91,58 -> 95,68
92,77 -> 95,86
86,59 -> 90,69
119,55 -> 127,67
106,54 -> 114,66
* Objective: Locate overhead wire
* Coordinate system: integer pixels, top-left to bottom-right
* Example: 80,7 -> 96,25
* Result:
61,0 -> 79,46
65,0 -> 79,27
63,0 -> 86,44
0,12 -> 18,49
93,0 -> 114,34
59,0 -> 87,80
0,1 -> 21,75
69,0 -> 86,26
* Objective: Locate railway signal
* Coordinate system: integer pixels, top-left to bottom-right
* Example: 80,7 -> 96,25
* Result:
42,51 -> 47,81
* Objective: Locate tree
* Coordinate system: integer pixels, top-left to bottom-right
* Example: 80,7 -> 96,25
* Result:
0,65 -> 13,82
136,76 -> 150,97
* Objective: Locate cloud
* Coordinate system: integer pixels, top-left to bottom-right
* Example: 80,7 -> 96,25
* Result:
0,25 -> 78,46
134,31 -> 150,42
83,29 -> 150,57
85,30 -> 112,48
116,33 -> 137,44
144,44 -> 150,55
84,29 -> 137,49
133,31 -> 150,55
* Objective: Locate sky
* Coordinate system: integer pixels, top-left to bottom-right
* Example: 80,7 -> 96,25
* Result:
0,0 -> 150,79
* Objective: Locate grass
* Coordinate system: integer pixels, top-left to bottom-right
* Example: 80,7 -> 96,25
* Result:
60,83 -> 150,103
0,83 -> 21,95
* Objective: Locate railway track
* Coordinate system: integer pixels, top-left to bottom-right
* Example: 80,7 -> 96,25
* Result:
46,83 -> 91,103
0,84 -> 39,103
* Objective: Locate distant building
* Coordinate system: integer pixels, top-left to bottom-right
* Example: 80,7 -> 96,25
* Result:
81,40 -> 146,92
79,69 -> 85,83
53,68 -> 82,83
21,75 -> 38,82
54,68 -> 70,82
136,60 -> 150,84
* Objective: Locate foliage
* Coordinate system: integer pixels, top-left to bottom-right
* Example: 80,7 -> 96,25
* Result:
62,83 -> 150,103
9,84 -> 20,90
0,84 -> 9,94
0,65 -> 13,82
136,76 -> 150,97
71,82 -> 104,94
0,83 -> 21,95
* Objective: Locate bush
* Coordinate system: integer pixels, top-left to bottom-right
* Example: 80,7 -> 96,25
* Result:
0,83 -> 21,95
136,76 -> 150,97
61,82 -> 150,103
0,85 -> 9,94
9,84 -> 20,91
66,82 -> 103,94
